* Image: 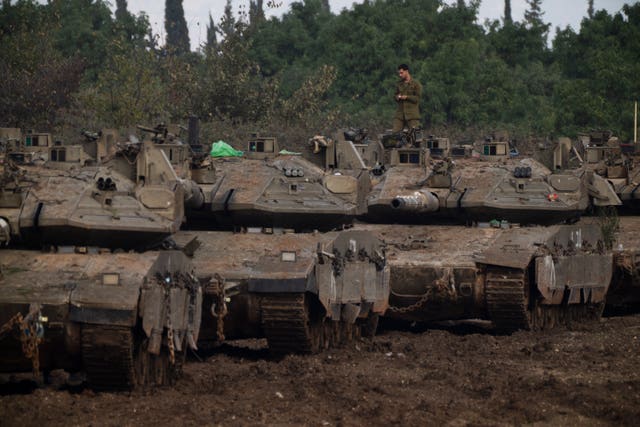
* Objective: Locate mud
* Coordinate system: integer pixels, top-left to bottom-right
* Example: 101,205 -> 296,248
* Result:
1,315 -> 639,426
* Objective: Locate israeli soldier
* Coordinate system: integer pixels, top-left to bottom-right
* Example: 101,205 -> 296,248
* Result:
393,64 -> 422,132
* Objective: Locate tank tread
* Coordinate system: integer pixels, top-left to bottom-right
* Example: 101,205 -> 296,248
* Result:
81,324 -> 136,391
261,293 -> 360,355
82,324 -> 181,391
486,268 -> 531,332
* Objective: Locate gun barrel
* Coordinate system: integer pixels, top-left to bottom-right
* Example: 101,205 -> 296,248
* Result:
182,179 -> 205,210
391,191 -> 439,212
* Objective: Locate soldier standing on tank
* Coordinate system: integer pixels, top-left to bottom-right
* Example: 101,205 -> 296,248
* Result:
393,64 -> 422,132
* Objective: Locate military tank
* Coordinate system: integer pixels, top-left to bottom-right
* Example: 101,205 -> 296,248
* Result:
361,129 -> 620,224
0,132 -> 207,390
184,133 -> 370,231
0,137 -> 189,249
565,130 -> 640,211
0,250 -> 201,390
173,228 -> 389,354
353,221 -> 611,331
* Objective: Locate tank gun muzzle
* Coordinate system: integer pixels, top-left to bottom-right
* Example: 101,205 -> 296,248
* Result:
181,179 -> 205,210
391,191 -> 439,212
0,217 -> 10,245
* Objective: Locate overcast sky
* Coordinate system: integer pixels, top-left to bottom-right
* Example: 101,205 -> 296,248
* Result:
118,0 -> 632,50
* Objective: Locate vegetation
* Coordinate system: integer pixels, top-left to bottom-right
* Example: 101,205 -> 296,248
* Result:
0,0 -> 638,148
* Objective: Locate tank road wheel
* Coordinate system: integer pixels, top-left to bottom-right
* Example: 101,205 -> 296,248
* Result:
485,267 -> 532,332
82,324 -> 182,391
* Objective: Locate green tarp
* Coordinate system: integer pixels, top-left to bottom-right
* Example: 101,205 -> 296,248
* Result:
210,141 -> 243,157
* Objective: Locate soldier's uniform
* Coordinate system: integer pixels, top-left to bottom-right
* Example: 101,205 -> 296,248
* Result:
393,79 -> 422,132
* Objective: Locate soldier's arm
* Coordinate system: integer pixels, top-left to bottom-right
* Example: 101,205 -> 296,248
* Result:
404,82 -> 422,104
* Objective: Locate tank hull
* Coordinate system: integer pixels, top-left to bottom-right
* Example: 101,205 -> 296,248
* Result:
17,227 -> 171,250
173,229 -> 389,353
186,208 -> 353,231
352,222 -> 611,330
0,250 -> 201,390
365,205 -> 583,226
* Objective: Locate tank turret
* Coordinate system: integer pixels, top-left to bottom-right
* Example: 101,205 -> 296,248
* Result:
0,139 -> 185,250
185,133 -> 371,231
574,130 -> 640,210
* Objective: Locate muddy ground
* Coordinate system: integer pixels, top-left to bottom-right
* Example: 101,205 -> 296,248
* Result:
1,314 -> 639,426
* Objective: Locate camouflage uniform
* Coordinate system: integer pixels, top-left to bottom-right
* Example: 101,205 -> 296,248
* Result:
393,79 -> 422,132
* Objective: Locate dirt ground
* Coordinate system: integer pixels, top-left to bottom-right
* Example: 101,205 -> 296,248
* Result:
1,313 -> 639,427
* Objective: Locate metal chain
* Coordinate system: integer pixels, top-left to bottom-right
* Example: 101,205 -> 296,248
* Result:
0,313 -> 23,339
162,275 -> 176,365
166,326 -> 175,365
22,320 -> 41,376
207,274 -> 227,341
388,268 -> 458,314
388,288 -> 433,314
0,306 -> 43,376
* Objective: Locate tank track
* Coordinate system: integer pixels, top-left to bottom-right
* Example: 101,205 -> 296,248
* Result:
486,266 -> 605,332
82,324 -> 181,391
261,293 -> 360,355
82,325 -> 136,391
486,267 -> 532,332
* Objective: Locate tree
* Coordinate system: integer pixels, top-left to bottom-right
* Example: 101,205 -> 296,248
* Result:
279,65 -> 337,126
504,0 -> 512,25
249,0 -> 265,26
551,5 -> 640,138
196,4 -> 278,124
205,12 -> 217,51
523,0 -> 551,61
0,1 -> 84,127
218,0 -> 236,39
165,0 -> 190,55
487,0 -> 550,67
114,0 -> 150,46
115,0 -> 128,22
48,0 -> 114,80
73,40 -> 166,127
